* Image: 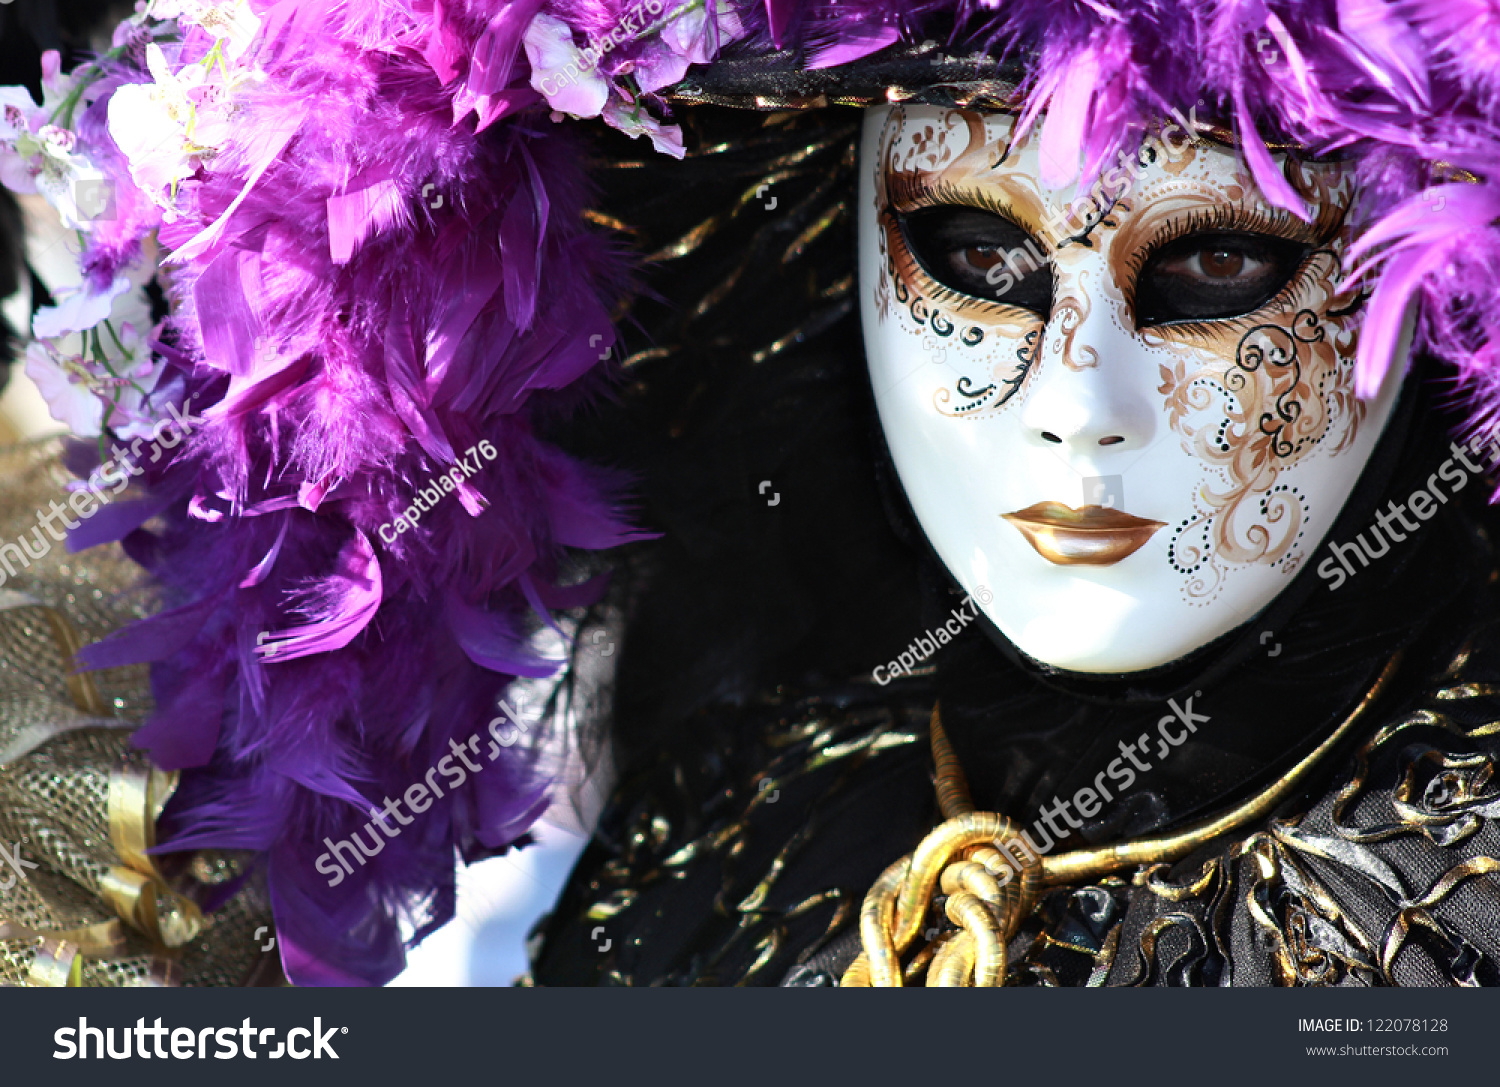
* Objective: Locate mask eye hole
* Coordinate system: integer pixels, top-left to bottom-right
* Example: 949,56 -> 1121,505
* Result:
896,206 -> 1052,318
1135,232 -> 1309,325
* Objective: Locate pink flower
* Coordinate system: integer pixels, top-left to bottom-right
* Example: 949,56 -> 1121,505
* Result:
660,1 -> 744,66
524,4 -> 743,154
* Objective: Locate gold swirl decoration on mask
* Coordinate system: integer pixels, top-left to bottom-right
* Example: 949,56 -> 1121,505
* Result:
841,655 -> 1401,986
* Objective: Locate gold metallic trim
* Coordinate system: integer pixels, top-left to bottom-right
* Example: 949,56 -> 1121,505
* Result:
105,758 -> 203,948
27,939 -> 83,987
1042,654 -> 1399,885
1380,856 -> 1500,978
1434,683 -> 1500,700
929,702 -> 971,820
42,606 -> 111,716
1138,858 -> 1220,901
0,920 -> 128,959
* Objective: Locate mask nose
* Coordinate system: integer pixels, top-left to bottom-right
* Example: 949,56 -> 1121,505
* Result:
1019,275 -> 1157,456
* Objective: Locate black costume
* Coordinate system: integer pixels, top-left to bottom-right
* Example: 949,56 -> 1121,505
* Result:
529,108 -> 1500,987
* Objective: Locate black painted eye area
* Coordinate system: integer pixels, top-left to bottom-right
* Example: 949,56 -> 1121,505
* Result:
897,206 -> 1052,318
1135,232 -> 1309,324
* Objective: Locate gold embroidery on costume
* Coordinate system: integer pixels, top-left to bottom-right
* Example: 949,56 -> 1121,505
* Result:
533,629 -> 1500,987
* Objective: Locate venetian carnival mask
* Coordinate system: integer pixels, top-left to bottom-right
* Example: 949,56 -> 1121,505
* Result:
858,104 -> 1408,673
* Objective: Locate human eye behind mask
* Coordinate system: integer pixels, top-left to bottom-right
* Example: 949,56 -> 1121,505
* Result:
897,205 -> 1053,316
1133,231 -> 1309,323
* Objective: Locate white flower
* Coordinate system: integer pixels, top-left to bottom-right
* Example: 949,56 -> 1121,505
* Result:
195,0 -> 262,61
109,79 -> 195,206
152,0 -> 262,60
0,80 -> 114,230
28,280 -> 164,439
26,341 -> 106,436
0,49 -> 124,230
0,87 -> 42,194
93,316 -> 167,441
32,276 -> 133,339
603,96 -> 685,159
29,145 -> 109,232
109,41 -> 259,215
525,14 -> 610,118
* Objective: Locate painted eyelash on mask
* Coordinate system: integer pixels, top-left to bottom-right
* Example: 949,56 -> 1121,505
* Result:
1125,190 -> 1350,289
886,173 -> 1039,235
1122,199 -> 1338,286
883,174 -> 1055,314
1120,197 -> 1354,335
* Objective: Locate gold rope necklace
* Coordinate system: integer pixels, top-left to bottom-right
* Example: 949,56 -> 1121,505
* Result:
840,654 -> 1400,986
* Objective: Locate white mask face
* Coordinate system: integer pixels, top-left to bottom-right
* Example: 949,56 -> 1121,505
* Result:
858,104 -> 1405,672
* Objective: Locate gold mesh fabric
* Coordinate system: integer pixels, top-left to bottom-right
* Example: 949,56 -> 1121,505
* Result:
0,439 -> 276,986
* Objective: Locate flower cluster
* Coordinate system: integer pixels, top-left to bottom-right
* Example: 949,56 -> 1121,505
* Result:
24,275 -> 165,440
0,51 -> 111,231
2,0 -> 738,439
0,0 -> 262,440
109,0 -> 263,219
524,0 -> 745,157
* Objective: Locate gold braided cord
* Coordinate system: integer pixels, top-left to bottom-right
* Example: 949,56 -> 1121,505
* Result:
929,703 -> 972,820
928,930 -> 975,987
842,805 -> 1040,986
945,891 -> 1004,986
843,655 -> 1401,987
857,858 -> 908,987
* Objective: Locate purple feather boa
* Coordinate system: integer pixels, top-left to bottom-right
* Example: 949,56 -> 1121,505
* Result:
29,0 -> 1499,984
75,0 -> 649,986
